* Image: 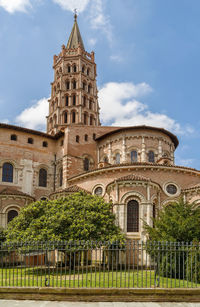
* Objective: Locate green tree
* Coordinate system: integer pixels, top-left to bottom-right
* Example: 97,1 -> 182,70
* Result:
6,192 -> 124,244
144,199 -> 200,282
145,198 -> 200,242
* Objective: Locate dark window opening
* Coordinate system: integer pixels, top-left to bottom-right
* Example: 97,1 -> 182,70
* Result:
59,168 -> 63,187
60,140 -> 64,146
84,113 -> 87,125
127,200 -> 139,232
72,112 -> 76,123
131,150 -> 137,162
148,151 -> 155,163
73,65 -> 76,72
89,100 -> 92,109
82,66 -> 85,73
87,68 -> 90,76
76,135 -> 79,143
73,95 -> 76,106
66,81 -> 70,90
94,186 -> 103,196
83,158 -> 90,171
66,96 -> 69,106
83,96 -> 86,107
64,112 -> 68,123
2,163 -> 13,183
85,134 -> 88,141
166,184 -> 177,195
73,80 -> 76,89
10,134 -> 17,141
83,82 -> 86,90
43,141 -> 48,148
7,210 -> 18,224
90,116 -> 93,125
67,66 -> 70,73
41,197 -> 47,201
115,153 -> 120,164
39,168 -> 47,187
88,85 -> 91,93
28,138 -> 34,144
93,133 -> 96,140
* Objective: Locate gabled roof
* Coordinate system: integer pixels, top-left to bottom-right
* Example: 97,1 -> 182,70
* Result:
66,15 -> 85,50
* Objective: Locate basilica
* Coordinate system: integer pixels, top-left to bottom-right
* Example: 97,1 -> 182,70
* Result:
0,15 -> 200,240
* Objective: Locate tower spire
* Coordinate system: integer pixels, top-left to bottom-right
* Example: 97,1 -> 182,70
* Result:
66,11 -> 85,50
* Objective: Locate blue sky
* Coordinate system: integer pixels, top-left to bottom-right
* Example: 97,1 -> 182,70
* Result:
0,0 -> 199,168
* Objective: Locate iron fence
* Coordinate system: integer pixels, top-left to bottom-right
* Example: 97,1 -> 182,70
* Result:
0,241 -> 199,288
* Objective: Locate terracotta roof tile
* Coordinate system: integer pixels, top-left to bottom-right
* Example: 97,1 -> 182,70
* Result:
0,187 -> 34,199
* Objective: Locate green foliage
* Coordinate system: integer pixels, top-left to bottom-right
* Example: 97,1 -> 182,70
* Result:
0,226 -> 6,243
6,192 -> 125,244
144,198 -> 200,242
144,199 -> 200,281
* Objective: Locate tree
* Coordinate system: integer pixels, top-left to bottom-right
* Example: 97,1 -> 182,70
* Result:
144,198 -> 200,242
144,199 -> 200,282
6,192 -> 125,243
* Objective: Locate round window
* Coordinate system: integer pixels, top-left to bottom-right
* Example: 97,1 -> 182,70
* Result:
166,184 -> 177,195
94,186 -> 103,196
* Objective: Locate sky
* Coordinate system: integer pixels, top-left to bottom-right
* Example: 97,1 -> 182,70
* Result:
0,0 -> 200,169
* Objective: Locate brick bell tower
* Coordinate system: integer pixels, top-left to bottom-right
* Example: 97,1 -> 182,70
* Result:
47,13 -> 100,135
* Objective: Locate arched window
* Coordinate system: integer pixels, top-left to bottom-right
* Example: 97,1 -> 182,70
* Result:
66,81 -> 70,90
83,158 -> 90,171
83,82 -> 86,91
73,80 -> 76,89
76,135 -> 79,143
72,95 -> 76,106
7,210 -> 18,223
115,153 -> 120,164
89,100 -> 92,109
87,68 -> 90,76
131,150 -> 137,162
2,163 -> 13,182
43,141 -> 48,148
93,133 -> 96,140
10,134 -> 17,141
72,111 -> 76,123
82,66 -> 85,73
39,168 -> 47,187
28,138 -> 34,144
85,134 -> 88,141
65,96 -> 69,106
127,200 -> 139,232
73,65 -> 76,72
88,84 -> 91,94
64,112 -> 68,123
59,168 -> 63,187
148,151 -> 155,163
67,65 -> 70,73
84,113 -> 87,125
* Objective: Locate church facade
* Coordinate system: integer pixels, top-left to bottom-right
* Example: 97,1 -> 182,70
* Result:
0,15 -> 200,240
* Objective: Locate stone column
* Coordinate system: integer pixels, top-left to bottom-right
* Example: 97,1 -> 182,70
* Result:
141,137 -> 146,162
122,136 -> 126,163
108,141 -> 112,163
158,139 -> 162,159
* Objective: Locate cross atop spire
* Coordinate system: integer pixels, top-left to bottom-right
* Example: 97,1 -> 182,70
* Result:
66,12 -> 85,50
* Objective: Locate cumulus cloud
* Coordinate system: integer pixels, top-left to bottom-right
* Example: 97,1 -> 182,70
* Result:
16,97 -> 49,131
0,0 -> 31,13
99,82 -> 190,135
52,0 -> 90,13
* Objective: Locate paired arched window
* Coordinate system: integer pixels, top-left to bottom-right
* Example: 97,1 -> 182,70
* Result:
7,210 -> 18,224
83,158 -> 90,171
2,163 -> 13,182
59,168 -> 63,187
115,153 -> 120,164
39,168 -> 47,187
127,200 -> 139,232
148,151 -> 155,163
72,111 -> 76,123
131,150 -> 137,162
64,112 -> 68,123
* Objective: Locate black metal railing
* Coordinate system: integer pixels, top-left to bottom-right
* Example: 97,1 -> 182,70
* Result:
0,241 -> 199,288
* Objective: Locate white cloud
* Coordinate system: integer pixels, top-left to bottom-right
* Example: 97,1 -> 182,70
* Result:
15,97 -> 49,131
175,158 -> 196,167
52,0 -> 90,12
99,82 -> 191,135
110,55 -> 123,62
0,119 -> 9,124
0,0 -> 31,13
89,0 -> 113,43
88,38 -> 97,47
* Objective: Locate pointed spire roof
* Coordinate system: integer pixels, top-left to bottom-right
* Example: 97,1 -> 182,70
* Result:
66,13 -> 85,50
